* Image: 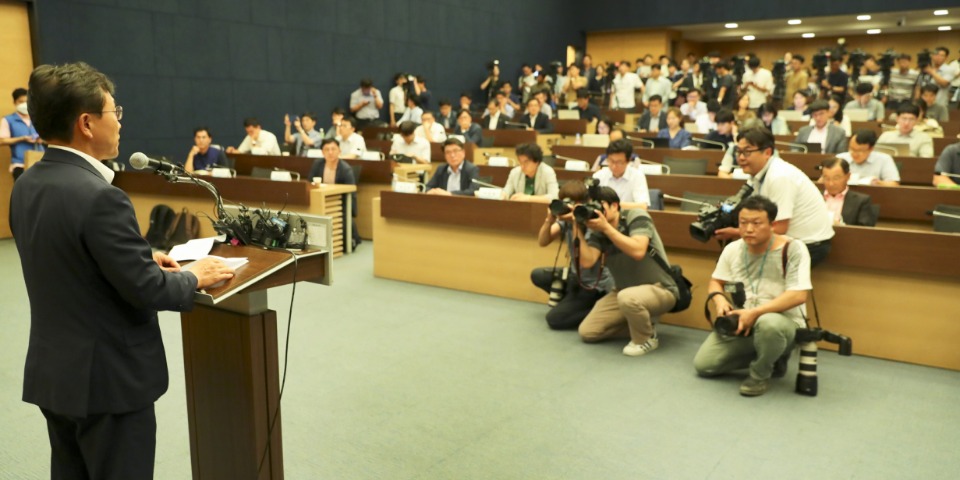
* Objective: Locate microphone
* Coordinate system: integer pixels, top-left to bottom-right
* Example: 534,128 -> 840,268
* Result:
471,178 -> 500,189
129,152 -> 183,174
775,140 -> 808,153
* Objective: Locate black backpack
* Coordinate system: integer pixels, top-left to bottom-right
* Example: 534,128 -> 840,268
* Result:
145,204 -> 176,249
165,208 -> 201,249
647,246 -> 693,313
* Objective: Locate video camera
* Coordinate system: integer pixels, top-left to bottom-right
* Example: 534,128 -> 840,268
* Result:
848,49 -> 867,82
486,59 -> 500,71
690,183 -> 754,243
917,50 -> 932,71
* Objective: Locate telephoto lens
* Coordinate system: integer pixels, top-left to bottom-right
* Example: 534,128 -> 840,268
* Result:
549,199 -> 572,216
713,314 -> 741,336
547,268 -> 568,307
573,204 -> 600,224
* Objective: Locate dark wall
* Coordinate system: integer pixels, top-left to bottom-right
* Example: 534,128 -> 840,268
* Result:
34,0 -> 579,161
575,1 -> 953,32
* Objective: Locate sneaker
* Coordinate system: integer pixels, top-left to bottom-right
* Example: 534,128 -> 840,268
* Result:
740,377 -> 769,397
622,336 -> 659,357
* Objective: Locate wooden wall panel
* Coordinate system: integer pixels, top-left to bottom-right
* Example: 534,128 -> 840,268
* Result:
0,0 -> 34,239
586,30 -> 674,65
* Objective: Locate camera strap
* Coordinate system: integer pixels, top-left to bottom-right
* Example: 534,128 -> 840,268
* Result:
703,291 -> 729,326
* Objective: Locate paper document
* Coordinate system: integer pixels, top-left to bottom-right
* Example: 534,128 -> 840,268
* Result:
168,237 -> 216,262
183,255 -> 249,271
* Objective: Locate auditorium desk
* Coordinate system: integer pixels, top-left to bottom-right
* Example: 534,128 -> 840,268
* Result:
373,192 -> 960,370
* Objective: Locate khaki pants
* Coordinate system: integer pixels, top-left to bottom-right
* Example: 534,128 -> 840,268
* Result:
578,283 -> 676,344
692,312 -> 798,380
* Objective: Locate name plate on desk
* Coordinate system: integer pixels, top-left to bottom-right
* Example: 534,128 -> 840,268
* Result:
393,181 -> 420,193
638,164 -> 663,176
487,156 -> 510,167
476,187 -> 503,200
210,167 -> 235,178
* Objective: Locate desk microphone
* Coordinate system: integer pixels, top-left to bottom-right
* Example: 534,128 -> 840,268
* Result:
129,152 -> 183,174
471,178 -> 500,189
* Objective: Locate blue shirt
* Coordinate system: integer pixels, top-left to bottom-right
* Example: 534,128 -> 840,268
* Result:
3,113 -> 42,165
657,128 -> 692,149
192,147 -> 227,171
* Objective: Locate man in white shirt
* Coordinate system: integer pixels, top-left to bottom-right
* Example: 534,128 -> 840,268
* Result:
349,78 -> 383,130
836,130 -> 900,186
390,121 -> 430,164
680,88 -> 708,122
741,57 -> 773,109
610,61 -> 642,111
592,139 -> 649,209
225,118 -> 281,156
642,65 -> 672,107
518,64 -> 537,103
413,111 -> 446,143
334,117 -> 366,159
388,73 -> 407,127
877,104 -> 934,158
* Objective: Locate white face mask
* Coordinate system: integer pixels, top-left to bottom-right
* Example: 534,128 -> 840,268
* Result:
16,102 -> 29,115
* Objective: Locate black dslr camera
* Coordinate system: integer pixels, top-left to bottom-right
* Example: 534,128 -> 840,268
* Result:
549,199 -> 574,216
690,184 -> 754,243
917,50 -> 932,70
573,178 -> 604,223
712,282 -> 747,336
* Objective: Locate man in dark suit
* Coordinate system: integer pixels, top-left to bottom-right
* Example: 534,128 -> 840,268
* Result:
308,138 -> 361,247
519,98 -> 554,134
820,157 -> 877,226
10,62 -> 235,479
435,99 -> 456,130
425,137 -> 480,196
795,99 -> 847,154
637,94 -> 668,133
482,99 -> 508,130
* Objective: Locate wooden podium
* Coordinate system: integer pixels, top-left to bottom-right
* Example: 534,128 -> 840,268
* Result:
180,244 -> 331,480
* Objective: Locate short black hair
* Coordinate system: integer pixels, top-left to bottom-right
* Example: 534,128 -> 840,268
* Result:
360,78 -> 373,88
393,72 -> 406,83
935,46 -> 950,57
820,157 -> 850,174
460,91 -> 472,99
747,57 -> 760,68
340,116 -> 356,127
407,95 -> 421,107
421,110 -> 434,119
792,54 -> 805,63
706,99 -> 721,113
457,109 -> 472,119
12,88 -> 27,102
651,64 -> 662,71
320,138 -> 340,149
558,180 -> 587,203
527,97 -> 540,106
920,84 -> 940,95
606,138 -> 633,158
737,125 -> 775,152
515,142 -> 543,163
898,53 -> 912,60
716,61 -> 731,71
442,137 -> 464,150
193,126 -> 211,137
855,83 -> 873,95
687,88 -> 702,97
438,99 -> 451,108
416,75 -> 426,84
597,186 -> 621,208
28,62 -> 115,143
758,102 -> 778,117
301,111 -> 318,122
399,121 -> 417,136
576,89 -> 590,99
808,99 -> 830,113
852,129 -> 878,147
243,117 -> 260,128
331,106 -> 345,115
648,94 -> 663,104
739,195 -> 778,222
715,108 -> 735,124
897,103 -> 920,117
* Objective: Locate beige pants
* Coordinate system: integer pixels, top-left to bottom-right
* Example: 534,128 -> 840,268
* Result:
578,283 -> 677,344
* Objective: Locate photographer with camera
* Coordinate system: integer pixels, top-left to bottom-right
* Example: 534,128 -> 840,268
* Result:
481,61 -> 501,102
531,182 -> 614,330
693,195 -> 812,396
715,126 -> 834,266
915,47 -> 957,109
576,187 -> 679,356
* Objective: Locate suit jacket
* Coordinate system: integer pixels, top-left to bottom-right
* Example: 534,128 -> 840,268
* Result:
482,113 -> 508,130
436,111 -> 457,130
519,112 -> 554,133
453,123 -> 483,144
10,148 -> 198,417
425,161 -> 480,195
841,190 -> 877,227
638,110 -> 668,131
796,124 -> 847,154
308,158 -> 358,216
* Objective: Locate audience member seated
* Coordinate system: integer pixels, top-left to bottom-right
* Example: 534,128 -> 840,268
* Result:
482,99 -> 507,130
349,78 -> 383,130
819,157 -> 878,227
225,117 -> 280,156
680,88 -> 708,122
716,126 -> 834,266
459,92 -> 474,113
283,112 -> 323,157
796,100 -> 847,154
531,181 -> 614,330
826,94 -> 852,136
933,140 -> 960,187
788,89 -> 811,118
324,107 -> 345,139
637,95 -> 667,133
574,89 -> 601,123
918,84 -> 950,123
694,195 -> 812,396
642,64 -> 672,107
185,127 -> 228,173
705,109 -> 736,147
592,138 -> 650,209
611,61 -> 642,112
576,187 -> 679,357
414,111 -> 447,144
758,103 -> 789,136
596,117 -> 614,135
436,99 -> 456,129
307,138 -> 360,247
590,130 -> 638,170
656,107 -> 692,149
335,117 -> 366,159
877,104 -> 934,158
501,143 -> 559,201
836,130 -> 901,186
398,96 -> 423,124
389,121 -> 430,164
519,98 -> 554,134
843,82 -> 885,121
452,109 -> 482,144
425,137 -> 480,196
695,99 -> 721,134
533,90 -> 553,119
734,94 -> 757,127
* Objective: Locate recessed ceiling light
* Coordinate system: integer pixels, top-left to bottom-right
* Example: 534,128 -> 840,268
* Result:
725,23 -> 738,29
802,33 -> 815,38
867,29 -> 881,34
788,19 -> 802,25
934,10 -> 948,15
743,35 -> 755,41
857,15 -> 871,21
939,26 -> 952,31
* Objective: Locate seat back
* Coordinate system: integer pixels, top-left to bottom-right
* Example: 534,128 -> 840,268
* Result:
648,189 -> 664,211
933,204 -> 960,233
681,191 -> 729,213
663,157 -> 709,176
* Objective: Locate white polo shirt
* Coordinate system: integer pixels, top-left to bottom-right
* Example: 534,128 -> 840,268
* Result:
390,135 -> 431,162
592,166 -> 650,205
749,155 -> 834,244
612,72 -> 642,109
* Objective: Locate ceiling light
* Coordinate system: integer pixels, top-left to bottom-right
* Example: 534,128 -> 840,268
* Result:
867,29 -> 881,34
857,15 -> 871,21
725,23 -> 738,28
802,33 -> 815,38
788,19 -> 802,25
743,35 -> 755,41
939,26 -> 952,31
934,10 -> 948,16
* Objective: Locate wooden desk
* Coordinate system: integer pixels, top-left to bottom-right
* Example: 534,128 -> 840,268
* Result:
934,137 -> 956,155
552,119 -> 589,135
482,128 -> 537,147
374,192 -> 960,370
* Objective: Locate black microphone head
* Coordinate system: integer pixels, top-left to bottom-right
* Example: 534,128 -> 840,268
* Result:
129,152 -> 150,170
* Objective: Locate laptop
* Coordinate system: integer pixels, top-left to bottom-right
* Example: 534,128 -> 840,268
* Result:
581,134 -> 609,148
557,109 -> 580,120
802,142 -> 823,153
875,142 -> 912,157
649,137 -> 671,149
778,110 -> 806,121
844,109 -> 870,122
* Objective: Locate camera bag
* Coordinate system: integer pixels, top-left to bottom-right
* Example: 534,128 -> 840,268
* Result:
646,246 -> 693,313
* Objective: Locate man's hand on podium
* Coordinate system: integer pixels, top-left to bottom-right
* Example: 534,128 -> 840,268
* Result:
189,257 -> 236,289
153,251 -> 182,272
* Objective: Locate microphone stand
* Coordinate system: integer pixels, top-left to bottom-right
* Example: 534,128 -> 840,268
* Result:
776,140 -> 808,153
663,194 -> 713,209
691,137 -> 728,150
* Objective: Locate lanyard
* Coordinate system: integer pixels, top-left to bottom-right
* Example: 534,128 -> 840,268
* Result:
742,238 -> 774,305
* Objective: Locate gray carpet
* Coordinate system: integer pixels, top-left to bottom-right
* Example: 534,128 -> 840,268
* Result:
1,239 -> 958,479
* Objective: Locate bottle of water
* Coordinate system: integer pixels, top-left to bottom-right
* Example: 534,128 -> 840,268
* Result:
391,173 -> 398,191
575,133 -> 582,145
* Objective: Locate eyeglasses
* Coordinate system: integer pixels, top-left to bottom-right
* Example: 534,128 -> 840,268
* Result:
100,106 -> 123,121
735,147 -> 761,158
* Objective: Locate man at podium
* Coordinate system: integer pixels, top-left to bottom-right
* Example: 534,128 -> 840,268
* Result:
10,62 -> 235,479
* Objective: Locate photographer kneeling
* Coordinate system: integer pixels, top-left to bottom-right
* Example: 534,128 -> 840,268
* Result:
577,187 -> 679,356
694,196 -> 811,397
531,182 -> 614,330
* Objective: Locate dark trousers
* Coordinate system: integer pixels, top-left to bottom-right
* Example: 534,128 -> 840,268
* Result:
805,239 -> 832,268
13,166 -> 24,181
531,267 -> 606,330
41,405 -> 157,480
